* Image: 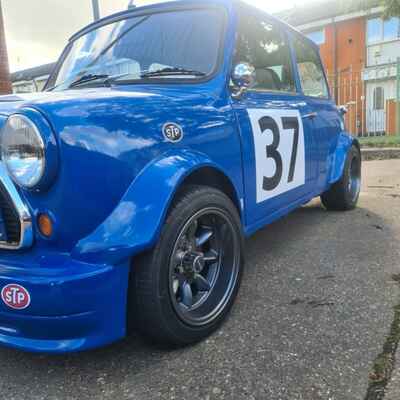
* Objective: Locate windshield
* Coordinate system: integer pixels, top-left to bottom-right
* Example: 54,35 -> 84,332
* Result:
49,8 -> 224,90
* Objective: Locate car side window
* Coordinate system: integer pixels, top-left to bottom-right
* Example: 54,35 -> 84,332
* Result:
293,36 -> 330,98
235,15 -> 296,93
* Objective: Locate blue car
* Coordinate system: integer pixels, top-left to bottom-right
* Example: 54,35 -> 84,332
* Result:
0,0 -> 361,353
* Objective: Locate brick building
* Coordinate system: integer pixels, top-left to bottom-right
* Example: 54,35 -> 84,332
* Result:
281,0 -> 400,137
0,0 -> 11,95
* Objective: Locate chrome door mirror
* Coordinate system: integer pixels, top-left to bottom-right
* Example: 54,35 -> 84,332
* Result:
231,62 -> 256,99
338,105 -> 348,115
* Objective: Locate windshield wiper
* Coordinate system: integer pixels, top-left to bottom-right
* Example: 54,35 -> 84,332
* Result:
68,74 -> 110,88
140,68 -> 206,78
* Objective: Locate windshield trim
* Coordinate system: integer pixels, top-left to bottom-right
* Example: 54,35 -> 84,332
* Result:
45,4 -> 228,91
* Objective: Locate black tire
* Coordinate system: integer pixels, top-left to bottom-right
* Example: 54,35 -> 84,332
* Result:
321,145 -> 361,211
129,185 -> 244,346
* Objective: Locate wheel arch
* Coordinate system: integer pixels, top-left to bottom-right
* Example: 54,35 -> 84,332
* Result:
72,150 -> 244,265
352,137 -> 361,153
328,132 -> 360,185
175,166 -> 242,217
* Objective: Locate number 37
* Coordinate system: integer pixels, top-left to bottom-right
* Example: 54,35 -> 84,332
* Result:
248,109 -> 305,203
259,116 -> 299,191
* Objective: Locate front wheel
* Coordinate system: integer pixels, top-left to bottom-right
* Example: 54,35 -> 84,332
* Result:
130,185 -> 244,346
321,144 -> 361,211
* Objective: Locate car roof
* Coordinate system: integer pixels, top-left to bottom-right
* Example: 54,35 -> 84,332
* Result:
69,0 -> 233,42
69,0 -> 318,51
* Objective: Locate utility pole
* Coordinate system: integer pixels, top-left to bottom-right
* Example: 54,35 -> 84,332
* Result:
92,0 -> 100,21
0,0 -> 11,94
397,57 -> 400,136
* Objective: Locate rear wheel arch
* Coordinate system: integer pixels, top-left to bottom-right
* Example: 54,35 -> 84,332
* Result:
321,144 -> 361,211
352,137 -> 361,154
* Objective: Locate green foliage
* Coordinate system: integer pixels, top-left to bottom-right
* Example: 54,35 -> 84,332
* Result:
339,0 -> 380,13
359,136 -> 400,147
382,0 -> 400,18
339,0 -> 400,16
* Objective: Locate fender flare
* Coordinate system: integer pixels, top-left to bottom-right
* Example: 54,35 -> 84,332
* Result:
328,132 -> 359,185
72,150 -> 241,265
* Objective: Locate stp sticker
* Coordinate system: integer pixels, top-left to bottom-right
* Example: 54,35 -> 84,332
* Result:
162,122 -> 183,142
1,284 -> 31,310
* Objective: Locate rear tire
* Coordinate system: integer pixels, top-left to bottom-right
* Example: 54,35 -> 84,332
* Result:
129,185 -> 244,346
321,145 -> 361,211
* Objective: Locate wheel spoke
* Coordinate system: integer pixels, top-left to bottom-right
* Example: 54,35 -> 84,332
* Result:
196,226 -> 214,247
186,220 -> 199,248
193,274 -> 211,292
203,249 -> 219,263
172,272 -> 185,294
174,250 -> 185,265
181,281 -> 193,307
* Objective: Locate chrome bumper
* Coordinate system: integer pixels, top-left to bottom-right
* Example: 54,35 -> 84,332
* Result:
0,162 -> 33,249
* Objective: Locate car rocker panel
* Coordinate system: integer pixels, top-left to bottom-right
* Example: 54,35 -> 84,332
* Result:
0,0 -> 360,352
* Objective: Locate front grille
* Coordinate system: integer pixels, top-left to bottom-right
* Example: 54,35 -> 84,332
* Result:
0,186 -> 21,245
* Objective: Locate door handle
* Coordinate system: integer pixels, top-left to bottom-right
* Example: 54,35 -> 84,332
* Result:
303,112 -> 318,120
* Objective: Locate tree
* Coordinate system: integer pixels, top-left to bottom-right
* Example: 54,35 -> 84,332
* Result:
340,0 -> 400,16
340,0 -> 380,14
382,0 -> 400,17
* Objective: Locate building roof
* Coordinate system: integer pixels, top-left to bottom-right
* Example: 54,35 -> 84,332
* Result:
10,62 -> 56,83
278,0 -> 381,27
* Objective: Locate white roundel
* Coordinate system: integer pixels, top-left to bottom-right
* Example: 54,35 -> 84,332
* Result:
1,284 -> 31,310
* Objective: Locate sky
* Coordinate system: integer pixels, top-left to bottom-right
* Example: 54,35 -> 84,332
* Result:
2,0 -> 300,73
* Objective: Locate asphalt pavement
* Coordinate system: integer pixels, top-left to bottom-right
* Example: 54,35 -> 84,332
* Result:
0,159 -> 400,400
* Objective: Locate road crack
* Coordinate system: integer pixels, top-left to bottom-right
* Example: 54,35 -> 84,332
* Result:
364,275 -> 400,400
289,297 -> 335,308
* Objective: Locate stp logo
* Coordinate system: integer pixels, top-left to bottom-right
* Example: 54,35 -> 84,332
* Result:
162,122 -> 183,143
1,284 -> 31,310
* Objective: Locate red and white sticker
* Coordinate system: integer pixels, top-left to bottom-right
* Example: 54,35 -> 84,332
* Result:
1,284 -> 31,310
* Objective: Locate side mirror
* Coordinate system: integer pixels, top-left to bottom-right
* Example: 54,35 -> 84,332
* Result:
338,105 -> 348,115
231,62 -> 256,99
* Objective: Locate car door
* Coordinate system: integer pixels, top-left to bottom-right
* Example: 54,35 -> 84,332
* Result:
231,10 -> 319,228
291,33 -> 342,193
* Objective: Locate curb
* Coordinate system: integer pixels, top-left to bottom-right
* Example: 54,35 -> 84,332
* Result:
361,148 -> 400,161
384,358 -> 400,400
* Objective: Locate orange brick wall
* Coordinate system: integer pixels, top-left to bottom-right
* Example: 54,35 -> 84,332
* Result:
315,17 -> 366,135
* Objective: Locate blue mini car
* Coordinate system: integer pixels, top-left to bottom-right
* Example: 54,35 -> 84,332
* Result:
0,0 -> 361,353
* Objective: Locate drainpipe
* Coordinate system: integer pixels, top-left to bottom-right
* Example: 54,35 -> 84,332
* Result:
332,19 -> 338,103
397,57 -> 400,136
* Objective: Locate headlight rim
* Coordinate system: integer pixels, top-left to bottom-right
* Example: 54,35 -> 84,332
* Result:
1,110 -> 59,191
2,114 -> 46,189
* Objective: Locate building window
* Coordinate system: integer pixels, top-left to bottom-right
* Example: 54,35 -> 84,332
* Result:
384,18 -> 400,41
367,17 -> 400,44
373,87 -> 384,110
306,29 -> 325,45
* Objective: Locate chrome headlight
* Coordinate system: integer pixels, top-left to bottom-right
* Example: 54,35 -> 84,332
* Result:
2,114 -> 45,189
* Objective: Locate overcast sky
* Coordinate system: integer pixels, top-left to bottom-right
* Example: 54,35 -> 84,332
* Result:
3,0 -> 301,72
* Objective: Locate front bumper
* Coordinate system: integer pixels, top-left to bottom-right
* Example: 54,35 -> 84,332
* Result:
0,251 -> 130,353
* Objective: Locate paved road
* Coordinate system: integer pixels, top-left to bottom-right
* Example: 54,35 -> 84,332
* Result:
1,160 -> 400,400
